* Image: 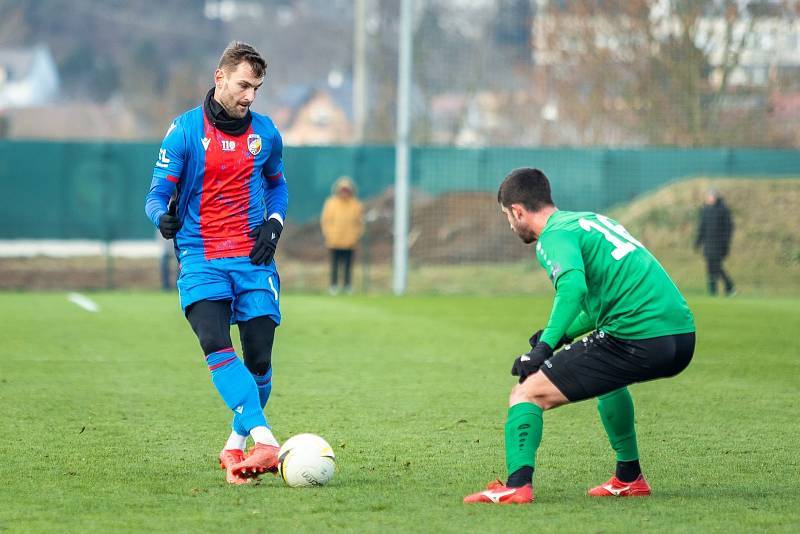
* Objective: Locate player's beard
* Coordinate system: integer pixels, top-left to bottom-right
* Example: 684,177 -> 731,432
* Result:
218,88 -> 250,118
512,219 -> 537,244
222,97 -> 249,118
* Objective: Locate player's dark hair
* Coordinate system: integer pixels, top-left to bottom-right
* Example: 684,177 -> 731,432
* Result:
497,168 -> 554,212
218,41 -> 267,78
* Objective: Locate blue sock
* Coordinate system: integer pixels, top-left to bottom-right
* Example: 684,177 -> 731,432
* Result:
232,366 -> 273,436
205,348 -> 266,432
254,366 -> 273,409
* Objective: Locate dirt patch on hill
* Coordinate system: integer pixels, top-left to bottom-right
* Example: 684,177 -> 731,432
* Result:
281,188 -> 530,264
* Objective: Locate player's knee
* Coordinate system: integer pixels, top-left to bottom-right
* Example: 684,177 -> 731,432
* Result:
240,316 -> 276,376
196,328 -> 231,356
510,375 -> 558,410
187,300 -> 233,355
509,383 -> 529,406
244,348 -> 272,375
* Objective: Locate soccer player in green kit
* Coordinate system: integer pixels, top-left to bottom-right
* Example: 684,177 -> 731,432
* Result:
464,168 -> 696,504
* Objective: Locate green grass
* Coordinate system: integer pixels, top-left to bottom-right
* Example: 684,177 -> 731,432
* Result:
1,293 -> 799,532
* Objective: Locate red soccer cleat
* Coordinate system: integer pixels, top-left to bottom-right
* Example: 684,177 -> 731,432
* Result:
463,479 -> 534,504
219,448 -> 250,485
230,443 -> 280,479
588,474 -> 651,497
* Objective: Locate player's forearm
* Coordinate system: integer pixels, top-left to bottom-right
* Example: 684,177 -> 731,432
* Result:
144,184 -> 171,228
541,270 -> 588,348
265,177 -> 288,223
566,310 -> 594,339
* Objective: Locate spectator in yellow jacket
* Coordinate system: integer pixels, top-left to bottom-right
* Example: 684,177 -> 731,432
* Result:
321,176 -> 364,294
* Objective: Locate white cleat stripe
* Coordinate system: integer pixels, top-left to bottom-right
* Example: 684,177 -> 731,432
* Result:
482,489 -> 516,503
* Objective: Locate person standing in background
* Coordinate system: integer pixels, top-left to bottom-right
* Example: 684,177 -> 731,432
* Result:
694,189 -> 735,296
321,176 -> 364,295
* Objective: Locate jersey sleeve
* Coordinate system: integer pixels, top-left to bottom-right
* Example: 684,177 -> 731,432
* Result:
144,120 -> 186,228
566,309 -> 595,339
262,129 -> 288,225
536,230 -> 585,285
540,270 -> 588,348
537,230 -> 588,347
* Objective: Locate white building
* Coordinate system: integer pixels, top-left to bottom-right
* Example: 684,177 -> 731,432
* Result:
0,45 -> 60,111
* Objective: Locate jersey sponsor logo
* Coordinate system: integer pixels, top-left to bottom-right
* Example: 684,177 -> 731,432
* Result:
247,133 -> 262,155
156,148 -> 171,168
201,137 -> 211,151
550,262 -> 562,281
221,140 -> 236,151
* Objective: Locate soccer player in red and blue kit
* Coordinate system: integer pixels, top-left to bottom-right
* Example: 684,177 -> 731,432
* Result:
145,42 -> 287,485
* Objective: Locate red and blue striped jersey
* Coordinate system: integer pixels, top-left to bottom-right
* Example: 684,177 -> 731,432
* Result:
145,106 -> 288,263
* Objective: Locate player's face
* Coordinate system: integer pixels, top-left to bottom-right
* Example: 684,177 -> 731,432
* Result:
215,63 -> 264,119
502,205 -> 537,244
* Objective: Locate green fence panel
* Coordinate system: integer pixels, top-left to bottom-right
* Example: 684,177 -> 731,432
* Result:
1,141 -> 799,239
729,149 -> 800,176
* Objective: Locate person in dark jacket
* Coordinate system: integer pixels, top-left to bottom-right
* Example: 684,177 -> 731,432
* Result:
694,189 -> 735,295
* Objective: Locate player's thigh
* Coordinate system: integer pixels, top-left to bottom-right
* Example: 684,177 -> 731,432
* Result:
227,258 -> 281,324
541,331 -> 694,402
177,260 -> 235,315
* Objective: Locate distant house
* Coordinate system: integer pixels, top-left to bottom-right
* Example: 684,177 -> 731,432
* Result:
5,101 -> 140,140
0,45 -> 59,110
271,82 -> 353,145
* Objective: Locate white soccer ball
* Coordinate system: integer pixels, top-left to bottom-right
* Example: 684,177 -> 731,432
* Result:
278,433 -> 336,487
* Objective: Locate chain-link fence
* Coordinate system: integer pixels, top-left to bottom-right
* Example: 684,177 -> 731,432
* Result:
1,1 -> 799,294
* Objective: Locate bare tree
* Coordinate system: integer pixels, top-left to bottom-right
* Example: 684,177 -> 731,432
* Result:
533,0 -> 799,147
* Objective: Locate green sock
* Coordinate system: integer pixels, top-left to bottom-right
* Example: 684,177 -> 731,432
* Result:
597,387 -> 639,462
504,402 -> 544,476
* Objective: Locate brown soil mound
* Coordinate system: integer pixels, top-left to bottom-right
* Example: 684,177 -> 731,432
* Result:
281,188 -> 530,264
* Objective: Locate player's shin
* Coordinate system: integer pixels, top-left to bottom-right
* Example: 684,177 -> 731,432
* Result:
231,366 -> 273,438
206,349 -> 267,432
504,402 -> 543,487
254,366 -> 273,409
597,387 -> 642,482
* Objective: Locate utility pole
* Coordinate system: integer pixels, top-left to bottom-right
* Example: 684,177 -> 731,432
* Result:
353,0 -> 367,142
393,0 -> 413,295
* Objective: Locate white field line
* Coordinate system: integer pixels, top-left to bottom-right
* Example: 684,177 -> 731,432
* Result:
67,293 -> 100,312
0,240 -> 164,258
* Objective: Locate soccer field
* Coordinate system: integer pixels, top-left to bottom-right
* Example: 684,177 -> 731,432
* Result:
1,293 -> 798,532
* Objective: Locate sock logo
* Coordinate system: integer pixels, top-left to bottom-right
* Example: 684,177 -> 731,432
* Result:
518,423 -> 530,450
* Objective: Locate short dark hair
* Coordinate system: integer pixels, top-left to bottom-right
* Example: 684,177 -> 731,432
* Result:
218,41 -> 267,78
497,168 -> 554,212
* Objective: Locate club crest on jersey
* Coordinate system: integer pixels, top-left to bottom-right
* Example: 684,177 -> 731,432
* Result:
247,134 -> 262,156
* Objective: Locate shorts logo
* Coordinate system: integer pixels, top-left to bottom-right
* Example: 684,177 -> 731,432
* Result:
248,134 -> 262,156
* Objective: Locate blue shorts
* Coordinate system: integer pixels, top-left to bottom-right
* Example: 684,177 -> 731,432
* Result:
177,256 -> 281,324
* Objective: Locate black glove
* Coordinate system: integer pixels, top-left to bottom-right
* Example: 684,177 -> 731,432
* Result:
249,218 -> 283,265
158,200 -> 181,239
528,329 -> 572,351
511,342 -> 554,383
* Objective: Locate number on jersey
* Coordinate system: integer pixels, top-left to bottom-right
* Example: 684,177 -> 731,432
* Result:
579,215 -> 643,260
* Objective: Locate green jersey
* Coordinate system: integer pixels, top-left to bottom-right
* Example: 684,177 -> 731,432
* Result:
536,210 -> 694,345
